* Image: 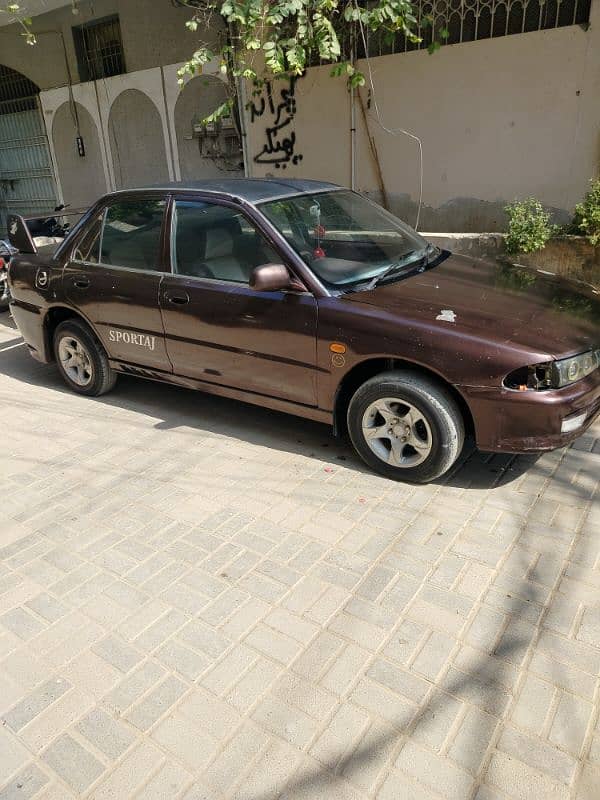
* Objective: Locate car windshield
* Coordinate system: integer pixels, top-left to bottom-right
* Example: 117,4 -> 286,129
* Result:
259,189 -> 430,289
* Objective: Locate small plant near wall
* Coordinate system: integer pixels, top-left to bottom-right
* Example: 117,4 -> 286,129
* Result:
504,198 -> 557,255
573,177 -> 600,247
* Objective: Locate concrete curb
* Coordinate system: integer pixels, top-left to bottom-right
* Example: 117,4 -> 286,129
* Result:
424,233 -> 600,288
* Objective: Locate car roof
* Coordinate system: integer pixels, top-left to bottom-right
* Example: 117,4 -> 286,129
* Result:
119,178 -> 343,204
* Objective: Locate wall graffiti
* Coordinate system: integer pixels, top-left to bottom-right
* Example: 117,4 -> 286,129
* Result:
250,77 -> 303,169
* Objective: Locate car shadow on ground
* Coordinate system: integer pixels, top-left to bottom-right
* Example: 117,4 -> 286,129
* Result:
0,312 -> 539,490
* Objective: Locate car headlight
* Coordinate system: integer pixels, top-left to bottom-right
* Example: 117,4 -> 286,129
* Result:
504,349 -> 599,391
552,349 -> 599,388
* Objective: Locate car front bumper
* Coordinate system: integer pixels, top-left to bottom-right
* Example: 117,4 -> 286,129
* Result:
460,369 -> 600,453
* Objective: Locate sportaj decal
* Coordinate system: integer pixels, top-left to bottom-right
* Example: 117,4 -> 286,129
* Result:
108,329 -> 156,351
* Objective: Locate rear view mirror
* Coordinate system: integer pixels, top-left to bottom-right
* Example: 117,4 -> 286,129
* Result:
250,263 -> 306,293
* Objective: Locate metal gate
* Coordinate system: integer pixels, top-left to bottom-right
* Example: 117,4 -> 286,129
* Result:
0,94 -> 57,235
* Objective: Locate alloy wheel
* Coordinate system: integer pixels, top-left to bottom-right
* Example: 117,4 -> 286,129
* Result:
361,397 -> 433,467
58,335 -> 94,387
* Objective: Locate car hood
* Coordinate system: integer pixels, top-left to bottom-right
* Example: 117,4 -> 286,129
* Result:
344,253 -> 600,359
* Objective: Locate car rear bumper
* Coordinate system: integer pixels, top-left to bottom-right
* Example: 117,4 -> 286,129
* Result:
10,300 -> 52,363
461,369 -> 600,453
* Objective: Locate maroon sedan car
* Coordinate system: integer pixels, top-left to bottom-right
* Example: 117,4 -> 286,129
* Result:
7,179 -> 600,482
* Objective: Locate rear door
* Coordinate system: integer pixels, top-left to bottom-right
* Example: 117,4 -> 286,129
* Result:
63,195 -> 172,372
159,197 -> 318,406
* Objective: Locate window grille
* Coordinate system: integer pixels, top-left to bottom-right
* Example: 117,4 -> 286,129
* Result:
362,0 -> 592,57
73,15 -> 126,82
0,65 -> 38,113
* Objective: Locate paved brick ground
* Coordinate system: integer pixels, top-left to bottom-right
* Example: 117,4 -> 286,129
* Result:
0,313 -> 599,800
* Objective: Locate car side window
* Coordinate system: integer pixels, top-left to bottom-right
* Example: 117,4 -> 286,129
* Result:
72,212 -> 104,263
172,200 -> 280,283
100,199 -> 166,271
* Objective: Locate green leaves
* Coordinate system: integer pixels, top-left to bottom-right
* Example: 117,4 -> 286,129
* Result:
177,0 -> 426,102
176,45 -> 214,85
574,177 -> 600,247
0,3 -> 37,45
202,98 -> 234,125
504,199 -> 557,255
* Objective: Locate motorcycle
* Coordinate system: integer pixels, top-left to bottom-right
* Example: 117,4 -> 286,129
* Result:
25,203 -> 72,241
1,204 -> 75,312
0,238 -> 18,312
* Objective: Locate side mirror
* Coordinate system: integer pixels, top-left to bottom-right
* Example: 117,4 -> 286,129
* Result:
250,263 -> 306,293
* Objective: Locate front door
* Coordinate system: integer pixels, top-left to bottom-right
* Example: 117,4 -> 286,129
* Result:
63,196 -> 171,372
160,198 -> 318,406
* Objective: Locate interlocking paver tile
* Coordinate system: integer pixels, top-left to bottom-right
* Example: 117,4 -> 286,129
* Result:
41,733 -> 105,793
90,741 -> 164,800
1,318 -> 599,800
151,711 -> 218,770
0,764 -> 49,800
0,607 -> 45,640
76,707 -> 137,761
133,761 -> 192,799
396,740 -> 474,800
0,726 -> 31,783
4,677 -> 71,732
125,674 -> 187,731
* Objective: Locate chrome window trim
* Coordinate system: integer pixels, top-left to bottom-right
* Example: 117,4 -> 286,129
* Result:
163,270 -> 313,295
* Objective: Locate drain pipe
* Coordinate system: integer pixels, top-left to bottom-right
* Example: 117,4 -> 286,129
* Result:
357,89 -> 389,210
350,83 -> 357,190
237,76 -> 251,178
349,28 -> 357,190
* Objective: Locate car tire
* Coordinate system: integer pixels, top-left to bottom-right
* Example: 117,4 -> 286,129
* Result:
53,318 -> 117,397
347,370 -> 465,483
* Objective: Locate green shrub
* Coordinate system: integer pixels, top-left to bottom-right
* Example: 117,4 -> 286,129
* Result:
574,177 -> 600,247
504,198 -> 556,255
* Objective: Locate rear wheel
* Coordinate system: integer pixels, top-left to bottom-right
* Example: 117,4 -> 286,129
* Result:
347,371 -> 464,483
53,319 -> 116,396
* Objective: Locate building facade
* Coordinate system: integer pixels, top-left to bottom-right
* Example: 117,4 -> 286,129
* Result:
0,0 -> 239,230
0,0 -> 598,232
245,0 -> 600,231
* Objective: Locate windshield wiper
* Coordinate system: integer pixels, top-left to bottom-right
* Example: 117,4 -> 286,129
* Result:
362,245 -> 436,291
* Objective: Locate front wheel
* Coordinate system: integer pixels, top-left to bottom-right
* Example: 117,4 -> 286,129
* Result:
347,371 -> 465,483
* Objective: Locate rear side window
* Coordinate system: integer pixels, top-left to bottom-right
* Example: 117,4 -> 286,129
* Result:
100,199 -> 166,271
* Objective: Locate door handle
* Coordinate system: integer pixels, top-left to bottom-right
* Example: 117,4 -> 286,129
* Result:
72,277 -> 90,289
166,292 -> 189,305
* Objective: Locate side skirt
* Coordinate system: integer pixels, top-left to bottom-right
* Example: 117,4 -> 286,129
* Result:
109,360 -> 333,426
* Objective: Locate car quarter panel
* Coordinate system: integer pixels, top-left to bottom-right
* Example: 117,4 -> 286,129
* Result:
7,253 -> 62,362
